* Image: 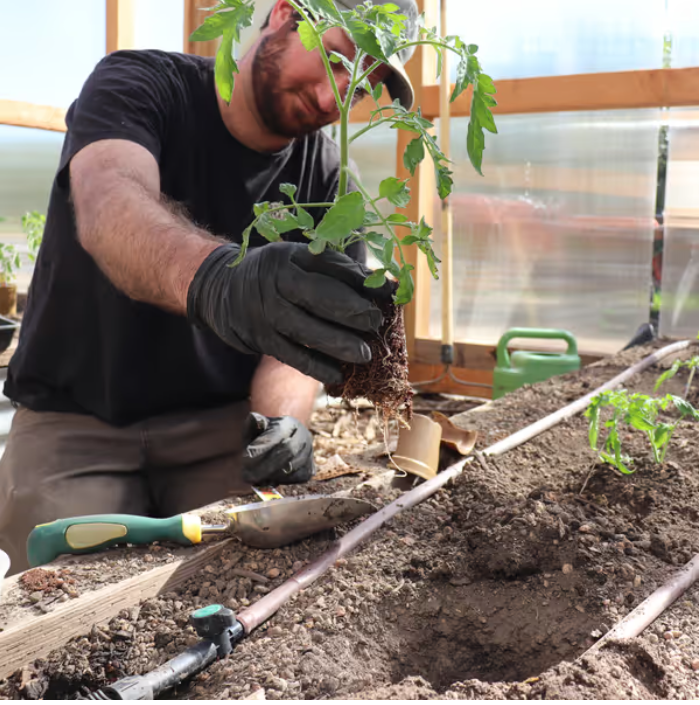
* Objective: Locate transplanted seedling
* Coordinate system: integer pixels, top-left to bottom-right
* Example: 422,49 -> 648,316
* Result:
192,0 -> 497,416
584,389 -> 699,474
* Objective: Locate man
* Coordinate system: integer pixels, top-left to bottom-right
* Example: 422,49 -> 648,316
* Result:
0,0 -> 418,572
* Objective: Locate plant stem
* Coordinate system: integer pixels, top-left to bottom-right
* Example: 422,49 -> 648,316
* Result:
348,168 -> 407,268
349,117 -> 396,143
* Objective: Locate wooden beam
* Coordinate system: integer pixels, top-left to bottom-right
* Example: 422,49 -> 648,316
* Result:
416,67 -> 700,120
0,539 -> 231,680
349,67 -> 699,123
409,361 -> 493,398
184,0 -> 219,57
0,100 -> 67,133
397,0 -> 436,360
106,0 -> 135,54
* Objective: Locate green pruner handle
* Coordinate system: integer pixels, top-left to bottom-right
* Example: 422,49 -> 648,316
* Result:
496,328 -> 578,369
26,513 -> 204,568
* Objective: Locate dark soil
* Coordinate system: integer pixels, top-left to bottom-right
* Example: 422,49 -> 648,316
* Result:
1,339 -> 698,701
326,300 -> 413,420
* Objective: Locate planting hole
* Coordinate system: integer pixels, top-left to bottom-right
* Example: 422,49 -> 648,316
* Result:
383,578 -> 600,692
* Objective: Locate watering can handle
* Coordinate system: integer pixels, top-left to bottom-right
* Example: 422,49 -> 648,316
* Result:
495,328 -> 578,369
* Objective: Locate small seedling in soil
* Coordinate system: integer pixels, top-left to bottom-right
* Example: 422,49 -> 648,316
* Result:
654,355 -> 699,401
21,210 -> 45,264
584,389 -> 699,474
192,0 -> 497,419
0,243 -> 22,286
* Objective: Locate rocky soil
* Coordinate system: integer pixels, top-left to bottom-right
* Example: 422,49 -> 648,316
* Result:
0,339 -> 698,701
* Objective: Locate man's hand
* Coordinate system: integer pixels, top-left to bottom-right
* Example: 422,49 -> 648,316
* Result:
187,242 -> 394,386
241,412 -> 315,486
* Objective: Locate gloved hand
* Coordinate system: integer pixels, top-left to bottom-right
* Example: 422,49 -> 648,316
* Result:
187,242 -> 394,386
241,412 -> 315,486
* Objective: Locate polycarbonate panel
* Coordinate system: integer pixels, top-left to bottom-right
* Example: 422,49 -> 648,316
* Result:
429,110 -> 661,354
667,0 -> 700,67
133,0 -> 184,53
0,126 -> 63,227
443,0 -> 666,82
0,0 -> 105,107
659,109 -> 699,339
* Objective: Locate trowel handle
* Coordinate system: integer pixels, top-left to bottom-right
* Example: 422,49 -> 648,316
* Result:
26,513 -> 204,568
496,328 -> 578,368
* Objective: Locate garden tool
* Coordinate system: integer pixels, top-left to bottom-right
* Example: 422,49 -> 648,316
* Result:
27,495 -> 374,568
492,328 -> 581,399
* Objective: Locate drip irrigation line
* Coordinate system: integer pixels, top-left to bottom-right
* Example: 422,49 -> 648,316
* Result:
579,554 -> 699,659
238,338 -> 695,635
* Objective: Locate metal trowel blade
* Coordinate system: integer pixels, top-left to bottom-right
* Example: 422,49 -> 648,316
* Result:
225,495 -> 374,549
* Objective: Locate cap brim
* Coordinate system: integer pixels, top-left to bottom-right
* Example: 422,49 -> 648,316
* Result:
385,53 -> 415,111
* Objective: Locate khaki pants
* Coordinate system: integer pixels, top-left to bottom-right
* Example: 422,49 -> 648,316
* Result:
0,401 -> 251,574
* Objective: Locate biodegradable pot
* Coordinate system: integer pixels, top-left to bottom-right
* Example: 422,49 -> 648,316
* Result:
393,413 -> 442,480
0,283 -> 17,317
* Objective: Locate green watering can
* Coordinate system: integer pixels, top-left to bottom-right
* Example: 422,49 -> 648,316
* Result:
493,328 -> 581,399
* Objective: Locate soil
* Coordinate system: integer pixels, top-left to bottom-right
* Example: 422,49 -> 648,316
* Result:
326,300 -> 413,421
0,338 -> 698,701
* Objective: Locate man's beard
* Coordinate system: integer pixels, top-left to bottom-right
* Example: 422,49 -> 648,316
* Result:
252,27 -> 327,140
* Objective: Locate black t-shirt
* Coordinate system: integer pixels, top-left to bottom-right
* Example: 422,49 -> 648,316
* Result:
5,50 -> 363,427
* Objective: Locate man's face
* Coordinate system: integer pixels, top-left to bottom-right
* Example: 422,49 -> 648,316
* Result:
252,15 -> 390,139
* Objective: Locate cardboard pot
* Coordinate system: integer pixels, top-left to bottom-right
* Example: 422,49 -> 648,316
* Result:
0,284 -> 17,317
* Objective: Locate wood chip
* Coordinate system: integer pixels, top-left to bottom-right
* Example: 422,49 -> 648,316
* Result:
230,569 -> 269,583
314,454 -> 362,482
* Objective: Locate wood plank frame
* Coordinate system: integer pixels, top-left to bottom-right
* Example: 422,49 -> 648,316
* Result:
106,0 -> 135,54
183,0 -> 220,56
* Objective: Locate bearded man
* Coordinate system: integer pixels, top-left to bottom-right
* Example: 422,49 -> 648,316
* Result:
0,0 -> 418,572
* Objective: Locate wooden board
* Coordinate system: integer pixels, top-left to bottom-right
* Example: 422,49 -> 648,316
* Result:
183,0 -> 220,57
0,100 -> 67,133
0,539 -> 231,680
106,0 -> 135,54
350,67 -> 698,123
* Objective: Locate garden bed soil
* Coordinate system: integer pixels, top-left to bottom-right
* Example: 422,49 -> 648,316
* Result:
0,338 -> 698,701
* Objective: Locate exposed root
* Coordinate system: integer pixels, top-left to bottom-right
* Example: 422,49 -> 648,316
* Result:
326,300 -> 413,423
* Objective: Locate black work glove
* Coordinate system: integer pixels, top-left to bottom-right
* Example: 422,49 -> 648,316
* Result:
187,242 -> 394,386
241,412 -> 315,486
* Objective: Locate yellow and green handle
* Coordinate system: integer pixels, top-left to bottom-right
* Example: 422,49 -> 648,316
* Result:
26,513 -> 204,568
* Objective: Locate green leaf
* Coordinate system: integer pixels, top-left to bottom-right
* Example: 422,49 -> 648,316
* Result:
378,177 -> 410,208
371,82 -> 384,102
467,43 -> 478,53
435,165 -> 454,200
215,29 -> 237,103
302,0 -> 342,21
419,241 -> 440,279
466,118 -> 485,176
298,20 -> 320,51
346,20 -> 386,62
394,264 -> 415,305
403,137 -> 425,175
671,395 -> 699,420
296,206 -> 314,230
364,231 -> 389,248
279,183 -> 297,199
315,191 -> 365,243
308,238 -> 327,255
654,360 -> 681,391
364,269 -> 388,288
387,213 -> 408,223
381,239 -> 395,266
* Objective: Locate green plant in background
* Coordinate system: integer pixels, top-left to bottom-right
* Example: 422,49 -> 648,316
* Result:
22,210 -> 46,263
584,389 -> 699,474
654,355 -> 699,400
0,244 -> 22,286
191,0 -> 497,305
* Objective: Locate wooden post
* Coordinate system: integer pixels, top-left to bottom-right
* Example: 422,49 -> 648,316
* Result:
183,0 -> 220,56
398,0 -> 438,359
105,0 -> 135,54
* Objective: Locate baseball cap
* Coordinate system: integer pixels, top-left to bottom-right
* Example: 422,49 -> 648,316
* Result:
332,0 -> 418,110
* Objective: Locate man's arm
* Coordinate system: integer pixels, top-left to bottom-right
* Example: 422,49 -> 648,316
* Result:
250,356 -> 321,424
70,139 -> 222,314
